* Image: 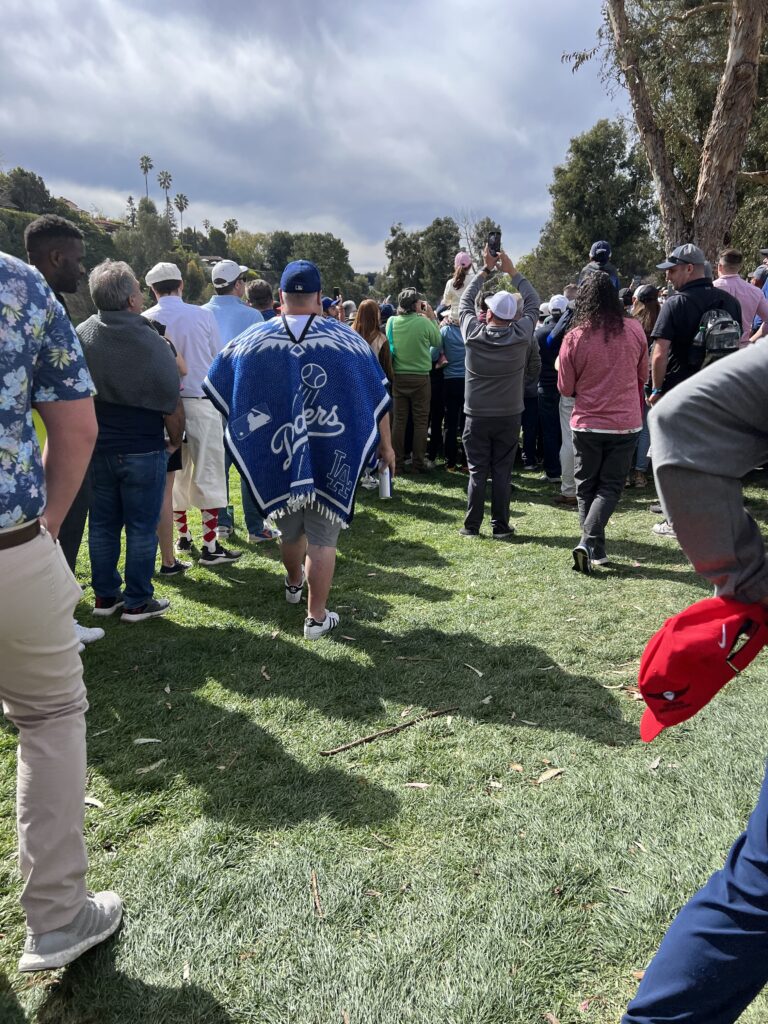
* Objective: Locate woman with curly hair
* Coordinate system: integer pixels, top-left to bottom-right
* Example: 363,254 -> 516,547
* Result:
557,272 -> 648,574
628,284 -> 661,488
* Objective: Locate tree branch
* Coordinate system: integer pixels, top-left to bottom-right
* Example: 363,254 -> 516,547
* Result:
738,170 -> 768,185
668,1 -> 729,21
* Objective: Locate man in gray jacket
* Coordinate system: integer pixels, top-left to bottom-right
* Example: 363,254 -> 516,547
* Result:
622,342 -> 768,1023
458,246 -> 540,538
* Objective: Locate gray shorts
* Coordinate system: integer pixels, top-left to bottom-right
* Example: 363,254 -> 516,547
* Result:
278,507 -> 342,547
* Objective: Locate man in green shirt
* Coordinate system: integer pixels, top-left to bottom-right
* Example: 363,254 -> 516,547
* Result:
386,288 -> 442,473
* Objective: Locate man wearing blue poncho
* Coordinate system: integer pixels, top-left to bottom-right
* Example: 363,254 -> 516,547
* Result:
204,260 -> 395,639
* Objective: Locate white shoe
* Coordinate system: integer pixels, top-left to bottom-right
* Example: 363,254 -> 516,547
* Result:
360,472 -> 378,490
19,891 -> 123,972
652,520 -> 677,538
74,621 -> 105,645
285,567 -> 306,604
216,526 -> 232,539
304,610 -> 340,640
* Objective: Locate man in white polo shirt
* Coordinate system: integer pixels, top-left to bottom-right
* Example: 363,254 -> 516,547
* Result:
144,262 -> 240,566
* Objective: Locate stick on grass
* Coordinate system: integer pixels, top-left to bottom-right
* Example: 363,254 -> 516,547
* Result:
320,707 -> 459,757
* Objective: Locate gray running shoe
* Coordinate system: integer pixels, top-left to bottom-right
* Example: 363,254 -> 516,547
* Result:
18,890 -> 123,972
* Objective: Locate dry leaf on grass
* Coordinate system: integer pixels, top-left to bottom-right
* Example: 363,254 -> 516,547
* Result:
182,962 -> 190,981
633,840 -> 649,854
270,630 -> 279,640
84,796 -> 104,809
632,969 -> 646,981
535,767 -> 564,785
520,719 -> 539,726
164,685 -> 171,694
135,759 -> 166,775
486,780 -> 503,790
649,756 -> 662,771
544,1014 -> 561,1024
363,889 -> 383,898
404,782 -> 431,789
366,572 -> 378,577
480,695 -> 493,705
623,686 -> 644,701
260,665 -> 271,681
341,635 -> 355,641
400,706 -> 414,718
133,738 -> 161,745
509,763 -> 524,773
537,666 -> 556,672
579,998 -> 592,1012
464,663 -> 483,677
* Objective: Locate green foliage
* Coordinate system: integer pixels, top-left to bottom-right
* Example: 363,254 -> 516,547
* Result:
223,218 -> 239,237
227,230 -> 270,270
0,206 -> 114,268
183,258 -> 206,302
0,167 -> 54,214
207,227 -> 228,258
420,217 -> 461,303
344,273 -> 372,304
385,223 -> 424,297
518,119 -> 660,298
288,232 -> 354,293
470,216 -> 501,265
264,230 -> 294,274
111,197 -> 173,281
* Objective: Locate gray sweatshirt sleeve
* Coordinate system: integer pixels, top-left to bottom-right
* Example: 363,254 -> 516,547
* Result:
511,272 -> 540,334
650,344 -> 768,602
525,331 -> 542,386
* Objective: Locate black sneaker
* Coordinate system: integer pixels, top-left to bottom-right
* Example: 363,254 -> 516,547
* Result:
175,536 -> 194,553
198,543 -> 242,566
121,598 -> 170,623
92,596 -> 125,617
159,560 -> 191,576
492,524 -> 515,540
459,526 -> 480,537
572,544 -> 592,575
649,501 -> 663,515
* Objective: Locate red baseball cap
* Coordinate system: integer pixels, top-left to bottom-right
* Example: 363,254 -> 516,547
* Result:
638,597 -> 768,742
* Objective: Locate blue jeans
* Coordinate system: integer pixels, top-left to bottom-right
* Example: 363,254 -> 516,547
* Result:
624,758 -> 768,1023
88,450 -> 166,609
537,387 -> 562,479
633,401 -> 651,472
218,451 -> 264,535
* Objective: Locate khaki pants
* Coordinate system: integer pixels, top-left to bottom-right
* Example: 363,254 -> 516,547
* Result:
0,530 -> 88,933
392,374 -> 431,471
173,398 -> 228,511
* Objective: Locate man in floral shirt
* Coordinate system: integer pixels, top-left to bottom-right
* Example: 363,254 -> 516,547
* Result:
0,251 -> 123,971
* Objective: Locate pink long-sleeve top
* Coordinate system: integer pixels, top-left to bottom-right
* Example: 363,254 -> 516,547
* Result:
557,317 -> 649,432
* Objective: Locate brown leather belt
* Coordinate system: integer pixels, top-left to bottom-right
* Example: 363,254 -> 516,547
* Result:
0,519 -> 42,551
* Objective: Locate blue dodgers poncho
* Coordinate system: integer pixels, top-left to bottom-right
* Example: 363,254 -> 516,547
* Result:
203,314 -> 391,528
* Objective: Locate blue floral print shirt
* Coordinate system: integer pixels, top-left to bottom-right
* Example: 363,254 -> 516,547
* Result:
0,252 -> 95,528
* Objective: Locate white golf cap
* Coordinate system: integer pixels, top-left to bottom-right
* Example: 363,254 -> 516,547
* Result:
211,259 -> 248,286
486,291 -> 519,321
146,262 -> 182,287
548,294 -> 568,315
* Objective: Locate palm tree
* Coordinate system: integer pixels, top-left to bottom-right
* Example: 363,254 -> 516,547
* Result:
202,218 -> 211,234
157,170 -> 172,219
139,155 -> 153,198
223,218 -> 238,238
174,193 -> 189,235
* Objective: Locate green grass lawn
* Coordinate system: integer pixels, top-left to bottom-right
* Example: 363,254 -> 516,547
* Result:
3,468 -> 768,1023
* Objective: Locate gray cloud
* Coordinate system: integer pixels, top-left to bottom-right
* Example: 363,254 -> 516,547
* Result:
1,0 -> 623,270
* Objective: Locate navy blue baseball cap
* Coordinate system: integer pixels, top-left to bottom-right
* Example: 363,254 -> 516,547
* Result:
590,240 -> 612,262
280,260 -> 321,293
321,296 -> 339,312
379,302 -> 395,320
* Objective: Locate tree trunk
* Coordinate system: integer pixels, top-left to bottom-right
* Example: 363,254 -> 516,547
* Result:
692,0 -> 766,260
605,0 -> 692,248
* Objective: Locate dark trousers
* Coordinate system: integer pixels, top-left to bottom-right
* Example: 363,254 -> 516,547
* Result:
462,414 -> 521,530
427,367 -> 445,460
393,374 -> 430,471
443,378 -> 466,467
88,450 -> 167,610
537,387 -> 562,479
520,394 -> 539,467
58,476 -> 91,574
624,758 -> 768,1024
573,431 -> 637,559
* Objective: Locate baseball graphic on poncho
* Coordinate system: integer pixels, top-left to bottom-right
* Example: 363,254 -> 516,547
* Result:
301,364 -> 327,390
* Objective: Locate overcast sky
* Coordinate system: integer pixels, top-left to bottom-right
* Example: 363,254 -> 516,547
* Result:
1,0 -> 625,271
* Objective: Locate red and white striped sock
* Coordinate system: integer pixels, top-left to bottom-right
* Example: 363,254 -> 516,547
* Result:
174,510 -> 191,539
202,509 -> 219,551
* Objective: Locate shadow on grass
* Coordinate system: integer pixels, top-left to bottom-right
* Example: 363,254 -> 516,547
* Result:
0,975 -> 25,1024
27,941 -> 234,1024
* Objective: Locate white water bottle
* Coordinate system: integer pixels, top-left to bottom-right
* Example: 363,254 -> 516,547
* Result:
378,460 -> 392,499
